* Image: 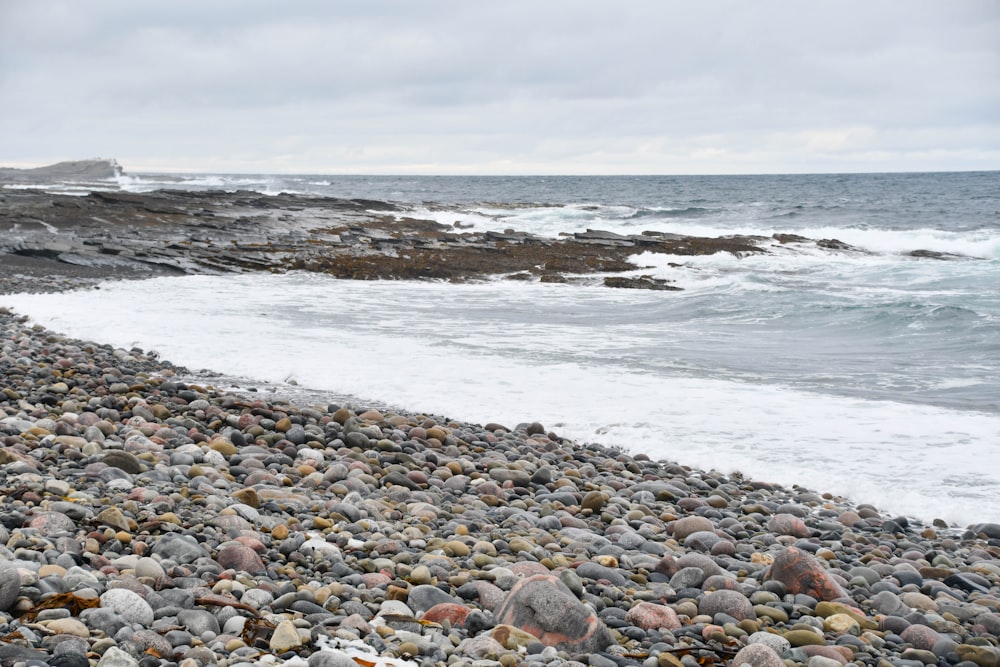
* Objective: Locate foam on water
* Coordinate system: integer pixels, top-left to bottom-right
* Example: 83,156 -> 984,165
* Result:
3,272 -> 999,526
390,203 -> 1000,262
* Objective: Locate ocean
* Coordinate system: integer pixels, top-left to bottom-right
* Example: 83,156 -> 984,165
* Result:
3,171 -> 999,527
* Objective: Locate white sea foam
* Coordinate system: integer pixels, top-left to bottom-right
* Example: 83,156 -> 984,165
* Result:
3,272 -> 999,527
392,203 -> 1000,262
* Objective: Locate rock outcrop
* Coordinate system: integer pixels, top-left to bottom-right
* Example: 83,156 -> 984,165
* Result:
0,158 -> 122,183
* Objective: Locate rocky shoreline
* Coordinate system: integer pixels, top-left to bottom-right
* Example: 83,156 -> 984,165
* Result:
1,184 -> 999,667
2,314 -> 1000,667
1,186 -> 963,297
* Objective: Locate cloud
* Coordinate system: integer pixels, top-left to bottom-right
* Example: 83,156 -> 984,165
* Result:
1,0 -> 998,173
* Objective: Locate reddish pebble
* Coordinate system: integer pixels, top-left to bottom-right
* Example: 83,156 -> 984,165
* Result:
28,516 -> 76,536
768,513 -> 811,538
800,645 -> 851,664
215,543 -> 265,574
476,482 -> 504,497
765,546 -> 849,601
900,624 -> 943,650
422,603 -> 471,627
234,536 -> 267,554
625,601 -> 681,630
362,572 -> 392,589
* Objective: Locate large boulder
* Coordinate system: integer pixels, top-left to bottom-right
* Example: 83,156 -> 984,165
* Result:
493,574 -> 613,653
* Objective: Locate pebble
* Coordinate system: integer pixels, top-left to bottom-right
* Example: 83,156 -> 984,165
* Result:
0,309 -> 997,667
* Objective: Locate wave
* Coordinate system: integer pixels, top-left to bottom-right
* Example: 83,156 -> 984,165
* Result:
625,206 -> 719,220
116,172 -> 299,196
3,272 -> 999,525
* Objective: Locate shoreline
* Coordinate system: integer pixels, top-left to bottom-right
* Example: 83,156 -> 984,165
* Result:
3,289 -> 1000,667
2,189 -> 999,666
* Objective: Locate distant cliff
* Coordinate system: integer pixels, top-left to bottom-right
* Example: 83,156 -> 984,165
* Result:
0,158 -> 123,183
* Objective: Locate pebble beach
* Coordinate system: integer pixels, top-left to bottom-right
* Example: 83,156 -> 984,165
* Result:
2,298 -> 1000,667
1,173 -> 999,667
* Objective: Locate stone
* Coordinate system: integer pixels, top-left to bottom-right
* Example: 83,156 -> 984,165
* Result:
97,647 -> 139,667
45,617 -> 90,637
178,609 -> 221,636
269,619 -> 303,653
232,487 -> 260,508
747,631 -> 791,654
625,601 -> 681,630
575,561 -> 628,586
808,656 -> 844,667
685,530 -> 726,551
151,533 -> 210,564
445,540 -> 470,556
130,629 -> 174,658
731,643 -> 786,667
581,490 -> 607,512
209,439 -> 237,456
768,513 -> 811,538
900,624 -> 942,650
29,511 -> 77,535
900,591 -> 937,612
308,652 -> 361,667
870,590 -> 911,616
823,613 -> 861,635
134,557 -> 165,579
216,543 -> 265,574
79,608 -> 129,637
457,635 -> 507,659
407,584 -> 459,613
0,565 -> 21,611
100,588 -> 154,626
765,547 -> 848,601
96,506 -> 132,531
800,646 -> 851,665
493,574 -> 613,653
956,645 -> 1000,667
422,602 -> 471,627
408,564 -> 434,585
671,566 -> 708,589
673,515 -> 715,540
784,629 -> 825,646
656,553 -> 727,578
490,624 -> 545,649
102,450 -> 144,474
815,601 -> 877,630
699,589 -> 756,621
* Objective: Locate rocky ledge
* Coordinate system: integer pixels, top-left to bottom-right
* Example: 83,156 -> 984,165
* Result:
1,310 -> 1000,667
0,188 -> 941,295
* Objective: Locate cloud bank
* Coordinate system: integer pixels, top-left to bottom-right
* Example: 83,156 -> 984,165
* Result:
1,1 -> 998,173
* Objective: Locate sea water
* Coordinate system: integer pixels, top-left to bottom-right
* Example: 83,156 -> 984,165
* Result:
3,171 -> 998,526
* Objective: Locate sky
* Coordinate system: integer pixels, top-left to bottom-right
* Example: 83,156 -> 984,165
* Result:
1,1 -> 998,175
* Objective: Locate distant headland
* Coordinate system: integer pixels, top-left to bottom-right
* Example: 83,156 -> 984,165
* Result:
0,158 -> 123,184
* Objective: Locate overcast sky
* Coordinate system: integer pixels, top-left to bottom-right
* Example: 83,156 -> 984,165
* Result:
1,1 -> 997,175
